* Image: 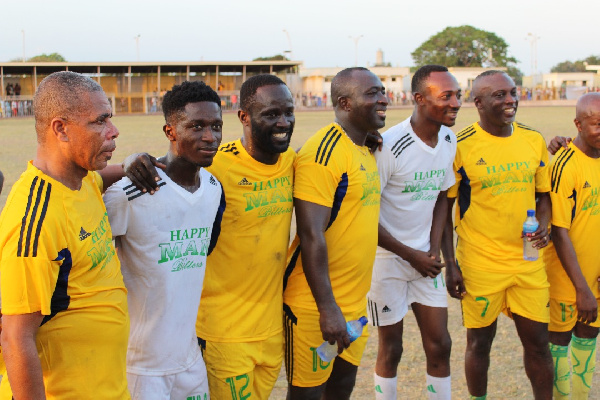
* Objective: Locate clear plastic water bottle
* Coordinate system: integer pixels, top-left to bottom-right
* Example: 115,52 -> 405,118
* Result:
523,209 -> 539,261
316,316 -> 368,362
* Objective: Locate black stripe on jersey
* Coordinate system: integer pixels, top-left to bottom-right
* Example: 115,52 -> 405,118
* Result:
207,188 -> 226,256
18,176 -> 39,257
393,139 -> 415,158
550,148 -> 572,189
24,180 -> 47,257
368,299 -> 379,326
456,126 -> 475,139
516,123 -> 540,133
315,126 -> 337,163
457,128 -> 476,142
551,148 -> 574,193
41,248 -> 73,326
323,133 -> 342,166
126,181 -> 166,201
327,173 -> 348,229
283,304 -> 297,385
32,183 -> 52,257
390,133 -> 411,153
569,189 -> 577,223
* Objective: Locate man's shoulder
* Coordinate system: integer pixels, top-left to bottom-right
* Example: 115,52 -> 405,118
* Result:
455,122 -> 479,145
298,123 -> 347,166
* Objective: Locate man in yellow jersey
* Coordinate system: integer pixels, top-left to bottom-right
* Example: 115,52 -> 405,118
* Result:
545,93 -> 600,400
441,70 -> 553,399
283,67 -> 386,399
123,74 -> 296,399
0,71 -> 130,399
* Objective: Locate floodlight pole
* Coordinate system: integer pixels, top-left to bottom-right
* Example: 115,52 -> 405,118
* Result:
349,35 -> 363,67
135,34 -> 141,62
283,29 -> 293,60
22,30 -> 25,62
526,33 -> 540,77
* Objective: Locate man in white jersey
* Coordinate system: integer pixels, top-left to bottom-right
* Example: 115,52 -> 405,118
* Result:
368,65 -> 461,400
103,81 -> 224,399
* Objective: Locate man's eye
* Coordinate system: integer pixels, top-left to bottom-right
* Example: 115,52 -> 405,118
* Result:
212,124 -> 222,131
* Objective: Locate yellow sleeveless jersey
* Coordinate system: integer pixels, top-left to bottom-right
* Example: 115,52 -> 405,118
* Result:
448,122 -> 550,273
284,123 -> 381,313
544,143 -> 600,301
0,162 -> 129,399
197,139 -> 296,342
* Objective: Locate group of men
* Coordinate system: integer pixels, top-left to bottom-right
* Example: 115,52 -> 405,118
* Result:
0,64 -> 598,400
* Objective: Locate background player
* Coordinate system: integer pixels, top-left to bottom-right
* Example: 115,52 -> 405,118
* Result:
368,65 -> 460,400
0,71 -> 129,398
283,67 -> 386,400
442,70 -> 553,399
123,74 -> 296,399
104,81 -> 223,399
545,92 -> 600,399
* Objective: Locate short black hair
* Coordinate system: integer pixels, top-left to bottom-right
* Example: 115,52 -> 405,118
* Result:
411,65 -> 449,94
162,81 -> 221,124
239,74 -> 286,111
472,70 -> 510,98
330,67 -> 370,107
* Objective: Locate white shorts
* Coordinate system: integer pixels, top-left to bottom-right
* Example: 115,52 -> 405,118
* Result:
127,352 -> 209,400
367,256 -> 447,327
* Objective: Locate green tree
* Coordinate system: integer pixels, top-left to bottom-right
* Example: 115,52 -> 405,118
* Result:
253,54 -> 289,61
28,53 -> 66,62
551,55 -> 600,72
411,25 -> 517,68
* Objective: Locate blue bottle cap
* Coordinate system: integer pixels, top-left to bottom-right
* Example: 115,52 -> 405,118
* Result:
358,316 -> 368,326
527,209 -> 535,217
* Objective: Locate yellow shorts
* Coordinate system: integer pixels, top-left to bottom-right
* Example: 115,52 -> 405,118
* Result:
199,333 -> 283,400
549,298 -> 600,332
461,265 -> 550,329
283,303 -> 369,387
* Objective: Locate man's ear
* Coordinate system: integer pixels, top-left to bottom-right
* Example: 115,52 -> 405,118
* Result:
338,96 -> 351,112
163,124 -> 176,142
50,117 -> 69,142
238,109 -> 250,126
413,92 -> 424,106
574,118 -> 582,133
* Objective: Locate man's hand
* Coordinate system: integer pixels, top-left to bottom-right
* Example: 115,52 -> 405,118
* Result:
366,131 -> 383,153
521,223 -> 550,249
406,249 -> 444,278
445,264 -> 466,299
122,153 -> 166,194
319,305 -> 350,355
547,136 -> 571,155
576,287 -> 598,324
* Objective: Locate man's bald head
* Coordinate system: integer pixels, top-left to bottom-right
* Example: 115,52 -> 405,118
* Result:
330,67 -> 370,107
471,70 -> 509,99
34,71 -> 104,141
576,92 -> 600,121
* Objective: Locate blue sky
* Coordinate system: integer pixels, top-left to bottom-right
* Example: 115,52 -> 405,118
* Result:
1,0 -> 598,75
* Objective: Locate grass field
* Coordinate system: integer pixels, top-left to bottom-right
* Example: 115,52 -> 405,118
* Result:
0,107 -> 597,399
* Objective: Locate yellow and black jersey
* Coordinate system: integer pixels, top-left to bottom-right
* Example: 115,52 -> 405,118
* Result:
448,122 -> 550,273
197,140 -> 296,342
0,162 -> 129,399
545,143 -> 600,301
284,123 -> 381,313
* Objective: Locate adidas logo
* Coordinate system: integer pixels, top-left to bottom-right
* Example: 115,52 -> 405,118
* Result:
476,158 -> 487,166
382,305 -> 391,313
238,178 -> 252,186
209,176 -> 217,186
360,164 -> 366,171
375,385 -> 383,394
583,181 -> 591,188
445,134 -> 451,143
79,227 -> 91,241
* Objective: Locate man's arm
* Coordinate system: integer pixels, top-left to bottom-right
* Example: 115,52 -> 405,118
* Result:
1,312 -> 46,399
98,153 -> 166,194
552,225 -> 597,324
97,164 -> 124,192
430,190 -> 449,258
441,196 -> 465,299
547,136 -> 572,155
294,198 -> 350,354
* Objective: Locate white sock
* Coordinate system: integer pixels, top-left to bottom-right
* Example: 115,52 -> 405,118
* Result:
374,373 -> 397,400
426,374 -> 451,400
